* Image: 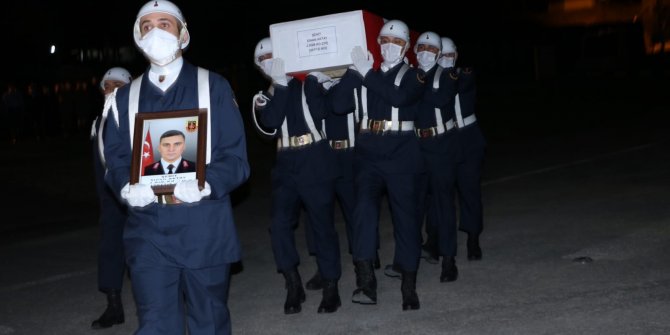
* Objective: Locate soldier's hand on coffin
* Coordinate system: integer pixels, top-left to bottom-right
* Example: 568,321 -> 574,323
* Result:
270,58 -> 289,86
308,71 -> 332,83
121,183 -> 156,207
174,180 -> 211,203
351,46 -> 373,77
322,78 -> 340,91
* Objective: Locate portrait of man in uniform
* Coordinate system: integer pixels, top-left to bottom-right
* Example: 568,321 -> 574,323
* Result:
130,109 -> 207,196
143,129 -> 196,176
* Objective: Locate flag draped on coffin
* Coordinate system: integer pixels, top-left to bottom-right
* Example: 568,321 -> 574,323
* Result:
141,128 -> 154,176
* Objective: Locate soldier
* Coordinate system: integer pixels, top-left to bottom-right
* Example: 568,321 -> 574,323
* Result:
103,1 -> 249,334
412,32 -> 463,282
304,70 -> 383,292
330,19 -> 425,310
90,67 -> 132,329
251,37 -> 342,314
436,37 -> 486,267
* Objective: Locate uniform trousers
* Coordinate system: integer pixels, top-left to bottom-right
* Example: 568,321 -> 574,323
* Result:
270,174 -> 341,280
438,126 -> 485,256
352,161 -> 422,272
305,149 -> 356,255
92,136 -> 127,291
417,167 -> 438,252
129,246 -> 232,335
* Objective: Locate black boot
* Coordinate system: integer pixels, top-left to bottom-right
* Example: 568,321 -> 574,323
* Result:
317,280 -> 341,313
282,269 -> 306,314
401,271 -> 420,311
305,270 -> 324,291
467,234 -> 482,261
351,260 -> 377,304
91,290 -> 124,329
440,256 -> 459,282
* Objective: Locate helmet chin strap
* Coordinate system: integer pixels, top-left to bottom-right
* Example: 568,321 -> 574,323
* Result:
178,27 -> 189,49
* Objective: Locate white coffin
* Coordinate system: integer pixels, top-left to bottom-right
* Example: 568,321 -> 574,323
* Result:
269,10 -> 384,77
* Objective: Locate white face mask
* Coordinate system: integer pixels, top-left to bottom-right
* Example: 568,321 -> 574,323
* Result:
380,43 -> 404,64
416,51 -> 437,71
438,56 -> 456,68
260,59 -> 273,77
138,28 -> 181,66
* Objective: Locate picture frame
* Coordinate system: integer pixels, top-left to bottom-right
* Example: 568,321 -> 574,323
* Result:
130,108 -> 207,196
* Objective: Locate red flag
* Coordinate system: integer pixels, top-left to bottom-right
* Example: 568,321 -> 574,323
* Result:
141,129 -> 154,176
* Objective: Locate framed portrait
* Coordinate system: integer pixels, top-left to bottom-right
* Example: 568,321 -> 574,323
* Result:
130,109 -> 207,196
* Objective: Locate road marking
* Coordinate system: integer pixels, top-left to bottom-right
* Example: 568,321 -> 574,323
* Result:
482,143 -> 656,186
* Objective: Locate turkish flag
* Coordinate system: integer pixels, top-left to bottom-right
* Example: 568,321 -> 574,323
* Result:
141,129 -> 154,176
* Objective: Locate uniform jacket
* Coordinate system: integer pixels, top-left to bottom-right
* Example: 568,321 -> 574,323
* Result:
104,61 -> 250,268
444,67 -> 486,161
256,75 -> 336,184
143,158 -> 196,175
330,64 -> 425,174
415,65 -> 457,154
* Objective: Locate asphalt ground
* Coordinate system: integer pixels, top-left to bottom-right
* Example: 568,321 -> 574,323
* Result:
1,75 -> 669,334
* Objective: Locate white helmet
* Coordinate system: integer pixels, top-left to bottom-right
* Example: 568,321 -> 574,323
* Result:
133,0 -> 190,50
413,31 -> 441,54
100,67 -> 132,90
377,19 -> 409,44
254,37 -> 273,66
441,37 -> 457,54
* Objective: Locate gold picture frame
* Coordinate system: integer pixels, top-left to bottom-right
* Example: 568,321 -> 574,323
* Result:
130,109 -> 207,195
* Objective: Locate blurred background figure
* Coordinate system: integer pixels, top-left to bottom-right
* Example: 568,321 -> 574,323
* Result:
90,66 -> 132,330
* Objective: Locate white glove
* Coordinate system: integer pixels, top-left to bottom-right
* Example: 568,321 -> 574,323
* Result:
351,46 -> 373,77
121,183 -> 156,207
270,58 -> 289,86
308,71 -> 332,83
322,78 -> 341,91
174,180 -> 211,203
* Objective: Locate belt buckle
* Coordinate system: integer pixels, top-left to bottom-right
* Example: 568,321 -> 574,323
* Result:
290,134 -> 311,147
370,120 -> 381,133
419,128 -> 433,138
372,120 -> 386,133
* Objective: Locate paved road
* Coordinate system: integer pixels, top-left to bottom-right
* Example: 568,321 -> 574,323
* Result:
1,76 -> 669,334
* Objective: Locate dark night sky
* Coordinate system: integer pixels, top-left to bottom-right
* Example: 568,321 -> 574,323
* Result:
4,0 -> 661,100
4,1 -> 537,83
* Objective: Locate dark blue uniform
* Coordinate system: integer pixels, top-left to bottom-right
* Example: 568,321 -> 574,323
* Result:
323,108 -> 357,254
256,76 -> 341,282
439,67 -> 486,257
91,116 -> 127,293
414,65 -> 458,257
331,64 -> 424,272
104,62 -> 249,335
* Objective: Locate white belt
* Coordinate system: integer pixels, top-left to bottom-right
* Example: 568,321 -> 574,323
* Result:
416,118 -> 456,138
460,114 -> 477,128
277,133 -> 319,150
364,119 -> 415,134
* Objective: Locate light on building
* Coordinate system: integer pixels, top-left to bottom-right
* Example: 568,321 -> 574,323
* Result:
50,45 -> 56,54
